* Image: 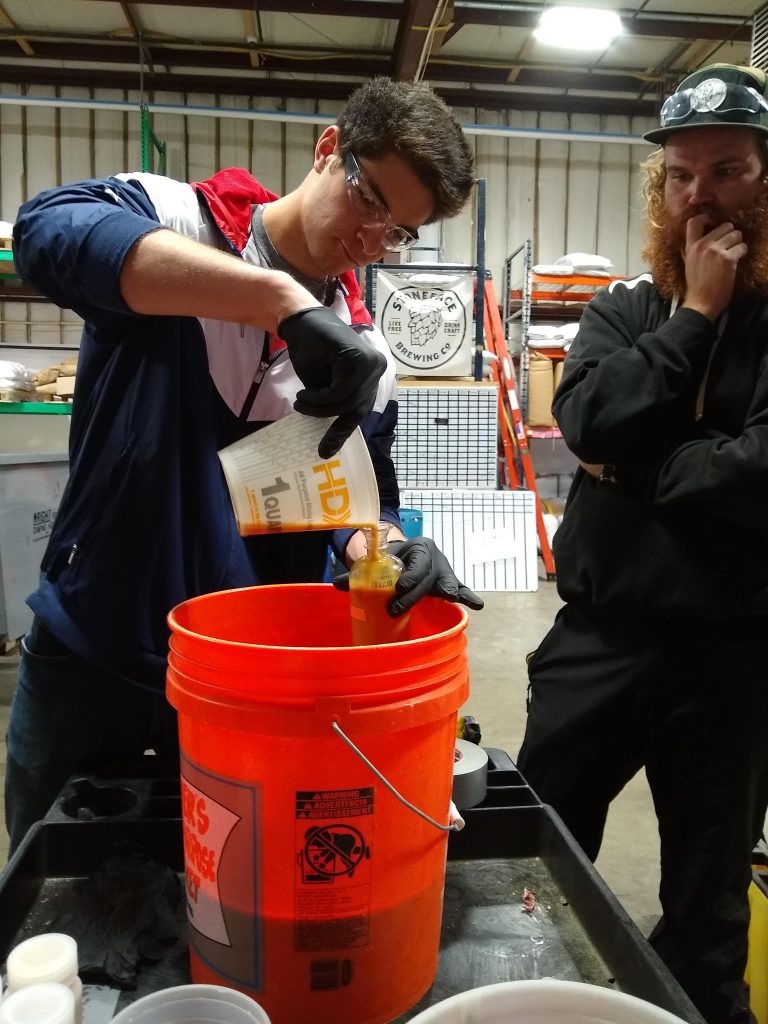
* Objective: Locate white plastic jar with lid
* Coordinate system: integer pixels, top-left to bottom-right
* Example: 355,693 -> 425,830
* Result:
0,981 -> 75,1024
5,934 -> 82,1024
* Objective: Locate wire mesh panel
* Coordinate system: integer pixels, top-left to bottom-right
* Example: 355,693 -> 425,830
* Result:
393,384 -> 498,489
400,488 -> 538,592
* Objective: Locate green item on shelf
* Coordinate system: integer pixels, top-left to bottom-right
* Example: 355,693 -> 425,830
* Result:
0,401 -> 72,414
0,249 -> 17,278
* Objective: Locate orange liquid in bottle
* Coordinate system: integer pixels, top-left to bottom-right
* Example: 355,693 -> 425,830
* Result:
349,523 -> 411,646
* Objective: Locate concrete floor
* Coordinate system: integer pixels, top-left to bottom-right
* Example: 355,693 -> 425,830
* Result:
0,578 -> 664,938
462,583 -> 662,938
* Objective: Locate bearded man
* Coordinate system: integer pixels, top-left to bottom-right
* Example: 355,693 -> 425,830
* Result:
516,63 -> 768,1024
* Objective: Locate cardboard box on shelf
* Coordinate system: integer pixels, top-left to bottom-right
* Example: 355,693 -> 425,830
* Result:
526,351 -> 557,428
32,357 -> 78,388
55,376 -> 75,398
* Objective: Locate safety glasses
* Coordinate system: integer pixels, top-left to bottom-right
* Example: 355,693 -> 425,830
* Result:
660,78 -> 768,128
344,151 -> 419,252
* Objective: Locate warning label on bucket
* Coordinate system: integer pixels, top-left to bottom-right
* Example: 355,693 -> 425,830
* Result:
295,787 -> 373,952
296,789 -> 374,819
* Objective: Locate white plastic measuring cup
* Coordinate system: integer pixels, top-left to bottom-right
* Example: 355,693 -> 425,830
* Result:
109,984 -> 271,1023
218,413 -> 379,536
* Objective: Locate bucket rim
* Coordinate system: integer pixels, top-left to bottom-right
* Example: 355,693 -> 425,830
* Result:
167,583 -> 469,653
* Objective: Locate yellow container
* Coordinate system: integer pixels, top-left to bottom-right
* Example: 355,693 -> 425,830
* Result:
746,866 -> 768,1024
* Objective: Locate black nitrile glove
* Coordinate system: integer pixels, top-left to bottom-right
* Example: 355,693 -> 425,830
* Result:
277,306 -> 387,459
387,537 -> 485,614
334,537 -> 484,616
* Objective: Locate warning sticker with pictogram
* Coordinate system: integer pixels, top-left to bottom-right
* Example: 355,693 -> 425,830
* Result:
294,787 -> 373,952
303,823 -> 367,879
296,788 -> 374,820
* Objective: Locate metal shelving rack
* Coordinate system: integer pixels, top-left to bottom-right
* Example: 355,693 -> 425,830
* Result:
503,239 -> 624,436
503,239 -> 535,429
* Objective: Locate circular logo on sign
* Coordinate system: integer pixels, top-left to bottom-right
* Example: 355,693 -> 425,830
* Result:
380,285 -> 467,371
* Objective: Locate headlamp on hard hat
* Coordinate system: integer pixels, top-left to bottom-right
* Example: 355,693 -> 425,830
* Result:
643,63 -> 768,145
660,79 -> 768,129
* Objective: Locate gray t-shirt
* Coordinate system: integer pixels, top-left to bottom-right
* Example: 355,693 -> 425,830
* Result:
250,204 -> 336,306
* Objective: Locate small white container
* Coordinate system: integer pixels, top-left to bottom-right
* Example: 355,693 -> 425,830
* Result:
110,984 -> 271,1023
5,934 -> 82,1024
0,982 -> 75,1024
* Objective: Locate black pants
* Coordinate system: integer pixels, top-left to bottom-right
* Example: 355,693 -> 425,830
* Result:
517,603 -> 768,1024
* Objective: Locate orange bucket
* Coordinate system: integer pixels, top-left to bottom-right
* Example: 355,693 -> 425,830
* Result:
166,583 -> 469,1024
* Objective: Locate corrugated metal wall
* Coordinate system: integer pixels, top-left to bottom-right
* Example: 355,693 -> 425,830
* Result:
0,83 -> 658,354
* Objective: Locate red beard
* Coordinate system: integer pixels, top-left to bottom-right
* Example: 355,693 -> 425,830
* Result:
642,200 -> 768,302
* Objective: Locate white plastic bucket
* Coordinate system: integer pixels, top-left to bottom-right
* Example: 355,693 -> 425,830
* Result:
218,412 -> 379,535
407,980 -> 692,1024
109,984 -> 271,1024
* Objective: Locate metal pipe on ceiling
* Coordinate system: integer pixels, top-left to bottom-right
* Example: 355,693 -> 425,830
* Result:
0,93 -> 651,146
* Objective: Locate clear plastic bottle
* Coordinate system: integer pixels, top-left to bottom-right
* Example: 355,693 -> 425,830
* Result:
349,523 -> 411,645
5,935 -> 82,1024
0,982 -> 75,1024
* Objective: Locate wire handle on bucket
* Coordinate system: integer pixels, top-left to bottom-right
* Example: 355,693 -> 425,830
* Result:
331,722 -> 465,832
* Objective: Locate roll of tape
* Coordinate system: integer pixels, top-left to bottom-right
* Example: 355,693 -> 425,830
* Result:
452,739 -> 489,809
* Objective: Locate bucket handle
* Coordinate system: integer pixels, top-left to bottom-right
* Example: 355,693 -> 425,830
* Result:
331,722 -> 465,832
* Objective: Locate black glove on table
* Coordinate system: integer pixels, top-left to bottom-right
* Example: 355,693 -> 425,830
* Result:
53,842 -> 186,988
278,306 -> 387,459
334,536 -> 485,616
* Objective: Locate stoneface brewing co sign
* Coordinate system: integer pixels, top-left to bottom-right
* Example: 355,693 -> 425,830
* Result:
375,270 -> 473,377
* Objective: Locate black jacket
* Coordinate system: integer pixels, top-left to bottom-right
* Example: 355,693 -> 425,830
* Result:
553,274 -> 768,619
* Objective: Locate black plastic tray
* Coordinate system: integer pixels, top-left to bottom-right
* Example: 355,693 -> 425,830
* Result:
0,750 -> 704,1023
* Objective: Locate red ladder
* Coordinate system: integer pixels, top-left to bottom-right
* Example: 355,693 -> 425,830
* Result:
483,277 -> 556,581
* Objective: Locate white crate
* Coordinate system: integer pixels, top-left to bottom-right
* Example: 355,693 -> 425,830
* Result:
394,383 -> 497,489
0,455 -> 69,640
400,488 -> 538,592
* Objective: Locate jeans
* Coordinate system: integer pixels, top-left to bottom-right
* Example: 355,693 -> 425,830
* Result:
5,617 -> 179,856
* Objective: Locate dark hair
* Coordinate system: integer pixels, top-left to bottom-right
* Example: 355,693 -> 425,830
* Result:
336,77 -> 475,222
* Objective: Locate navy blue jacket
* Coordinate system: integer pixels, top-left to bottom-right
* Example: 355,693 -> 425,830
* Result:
13,171 -> 401,690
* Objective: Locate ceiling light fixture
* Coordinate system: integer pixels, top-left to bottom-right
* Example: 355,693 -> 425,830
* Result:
534,6 -> 623,51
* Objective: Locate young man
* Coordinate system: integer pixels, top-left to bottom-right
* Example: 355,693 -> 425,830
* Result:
7,77 -> 482,854
517,63 -> 768,1024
